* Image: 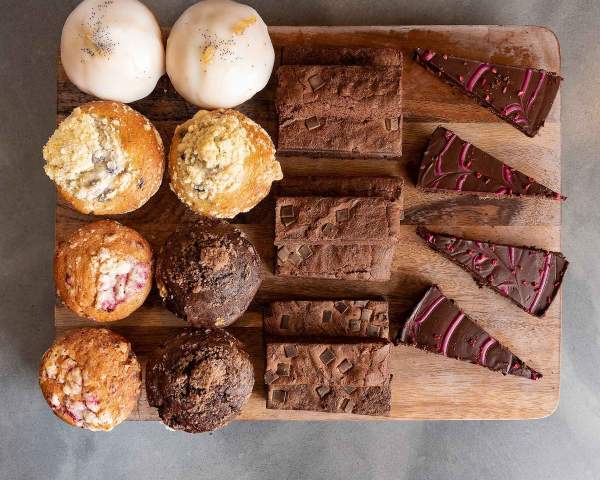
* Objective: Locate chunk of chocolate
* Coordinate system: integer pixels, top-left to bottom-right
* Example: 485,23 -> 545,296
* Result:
264,300 -> 389,339
264,370 -> 279,385
319,347 -> 336,366
417,227 -> 568,317
271,389 -> 288,403
266,341 -> 391,387
414,48 -> 561,137
284,345 -> 299,358
418,126 -> 563,199
396,285 -> 542,379
315,385 -> 331,398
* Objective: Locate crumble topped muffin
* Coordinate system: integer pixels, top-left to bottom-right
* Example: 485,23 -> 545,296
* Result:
169,109 -> 282,218
146,328 -> 254,433
55,220 -> 153,322
43,101 -> 164,214
39,328 -> 141,431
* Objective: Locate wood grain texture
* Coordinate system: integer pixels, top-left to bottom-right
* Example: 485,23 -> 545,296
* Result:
55,26 -> 562,420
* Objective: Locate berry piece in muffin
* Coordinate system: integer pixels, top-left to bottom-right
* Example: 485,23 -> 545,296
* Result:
43,101 -> 164,214
55,220 -> 153,322
169,109 -> 282,218
155,219 -> 261,327
39,328 -> 141,431
146,328 -> 254,433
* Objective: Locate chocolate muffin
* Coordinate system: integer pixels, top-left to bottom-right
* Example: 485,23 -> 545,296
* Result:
155,219 -> 261,327
146,328 -> 254,433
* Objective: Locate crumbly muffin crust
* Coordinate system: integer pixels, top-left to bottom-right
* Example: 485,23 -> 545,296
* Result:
55,220 -> 153,322
146,328 -> 254,433
39,328 -> 141,431
44,101 -> 164,214
155,219 -> 261,327
169,109 -> 282,218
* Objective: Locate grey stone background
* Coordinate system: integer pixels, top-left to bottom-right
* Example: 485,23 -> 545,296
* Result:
1,0 -> 599,478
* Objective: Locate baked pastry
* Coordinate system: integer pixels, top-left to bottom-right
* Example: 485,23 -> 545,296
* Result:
55,220 -> 153,322
61,0 -> 165,102
155,219 -> 261,327
166,0 -> 274,108
39,328 -> 141,431
146,328 -> 254,433
44,101 -> 164,215
168,109 -> 282,218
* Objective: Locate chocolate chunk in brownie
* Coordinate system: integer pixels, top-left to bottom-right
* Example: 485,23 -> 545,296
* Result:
275,197 -> 401,244
281,46 -> 402,67
266,384 -> 391,416
264,300 -> 389,339
265,340 -> 391,387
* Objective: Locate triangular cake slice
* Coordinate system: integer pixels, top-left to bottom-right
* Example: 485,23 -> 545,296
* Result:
418,126 -> 563,199
396,285 -> 542,380
414,48 -> 561,137
417,227 -> 568,317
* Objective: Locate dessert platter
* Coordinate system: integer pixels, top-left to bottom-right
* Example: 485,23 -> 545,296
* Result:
43,0 -> 566,432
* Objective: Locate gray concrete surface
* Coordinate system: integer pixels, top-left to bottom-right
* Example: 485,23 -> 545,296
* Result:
1,0 -> 599,478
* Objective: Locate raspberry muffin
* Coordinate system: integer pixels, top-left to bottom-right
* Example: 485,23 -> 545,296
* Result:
146,328 -> 254,433
168,109 -> 282,218
39,328 -> 141,431
43,101 -> 164,214
155,219 -> 262,327
55,220 -> 152,322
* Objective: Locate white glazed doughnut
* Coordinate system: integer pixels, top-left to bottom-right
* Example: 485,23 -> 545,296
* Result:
61,0 -> 165,103
166,0 -> 274,108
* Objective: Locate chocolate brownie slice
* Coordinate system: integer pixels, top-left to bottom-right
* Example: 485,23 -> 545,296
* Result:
267,384 -> 391,416
278,117 -> 402,157
275,197 -> 401,245
281,46 -> 402,66
276,64 -> 402,157
396,285 -> 542,380
275,243 -> 396,281
277,65 -> 402,120
265,300 -> 389,339
414,48 -> 561,137
278,176 -> 403,203
418,126 -> 564,199
265,340 -> 390,387
417,227 -> 569,317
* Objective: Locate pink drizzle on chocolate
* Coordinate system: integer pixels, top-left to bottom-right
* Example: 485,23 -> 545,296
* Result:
441,311 -> 465,355
418,127 -> 563,199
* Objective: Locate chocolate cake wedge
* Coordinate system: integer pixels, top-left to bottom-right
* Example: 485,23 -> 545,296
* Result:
265,300 -> 389,339
417,227 -> 568,317
414,48 -> 561,137
396,285 -> 542,380
418,126 -> 564,199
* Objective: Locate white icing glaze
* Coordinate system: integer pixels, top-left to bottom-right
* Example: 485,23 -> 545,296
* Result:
61,0 -> 165,103
166,0 -> 274,108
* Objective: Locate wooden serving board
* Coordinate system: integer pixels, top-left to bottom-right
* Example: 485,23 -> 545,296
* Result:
55,25 -> 562,420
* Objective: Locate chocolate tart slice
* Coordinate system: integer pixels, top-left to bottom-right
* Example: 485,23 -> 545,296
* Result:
418,126 -> 564,199
396,285 -> 542,380
414,48 -> 561,137
417,227 -> 568,317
